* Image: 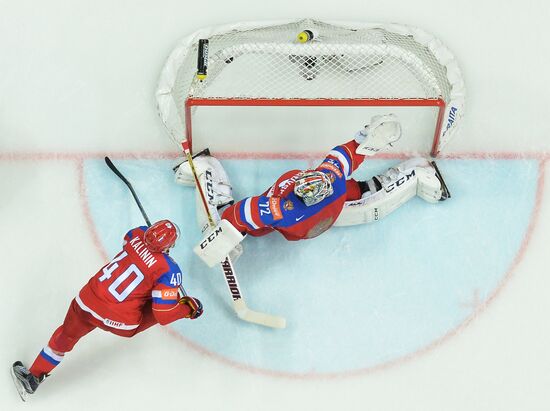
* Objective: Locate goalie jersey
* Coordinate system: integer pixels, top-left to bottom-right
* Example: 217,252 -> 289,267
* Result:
77,226 -> 191,330
222,139 -> 366,241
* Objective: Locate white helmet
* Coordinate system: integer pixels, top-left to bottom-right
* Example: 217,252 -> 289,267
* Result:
294,171 -> 334,206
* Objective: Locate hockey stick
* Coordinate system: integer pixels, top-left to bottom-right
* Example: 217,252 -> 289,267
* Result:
104,156 -> 187,297
171,148 -> 211,172
180,141 -> 286,329
105,157 -> 151,226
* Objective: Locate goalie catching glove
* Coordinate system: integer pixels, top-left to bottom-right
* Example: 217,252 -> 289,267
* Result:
179,296 -> 203,319
355,114 -> 402,155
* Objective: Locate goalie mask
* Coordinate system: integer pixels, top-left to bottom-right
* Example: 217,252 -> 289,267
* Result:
294,171 -> 334,206
144,220 -> 180,253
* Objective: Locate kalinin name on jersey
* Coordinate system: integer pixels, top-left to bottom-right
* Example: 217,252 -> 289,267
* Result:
129,237 -> 158,268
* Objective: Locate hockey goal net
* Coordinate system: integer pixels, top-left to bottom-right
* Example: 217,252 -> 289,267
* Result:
156,19 -> 465,157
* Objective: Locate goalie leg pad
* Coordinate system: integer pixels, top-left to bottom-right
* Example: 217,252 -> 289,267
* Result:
178,155 -> 233,231
335,173 -> 417,226
194,219 -> 245,268
175,155 -> 213,186
378,157 -> 444,203
195,171 -> 229,233
334,158 -> 446,226
195,173 -> 243,263
175,155 -> 232,206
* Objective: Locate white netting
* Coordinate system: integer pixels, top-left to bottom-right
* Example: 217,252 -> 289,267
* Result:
156,19 -> 465,154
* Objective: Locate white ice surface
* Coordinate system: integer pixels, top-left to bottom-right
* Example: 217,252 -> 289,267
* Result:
2,1 -> 550,410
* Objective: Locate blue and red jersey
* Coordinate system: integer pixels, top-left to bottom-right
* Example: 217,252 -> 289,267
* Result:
222,139 -> 366,241
77,226 -> 191,330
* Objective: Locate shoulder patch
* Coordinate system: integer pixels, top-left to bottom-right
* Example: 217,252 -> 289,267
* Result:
269,197 -> 283,221
161,289 -> 179,300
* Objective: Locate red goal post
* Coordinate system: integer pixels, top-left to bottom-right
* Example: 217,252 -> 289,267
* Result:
157,19 -> 465,157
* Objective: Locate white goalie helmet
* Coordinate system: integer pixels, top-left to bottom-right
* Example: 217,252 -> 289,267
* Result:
294,170 -> 334,206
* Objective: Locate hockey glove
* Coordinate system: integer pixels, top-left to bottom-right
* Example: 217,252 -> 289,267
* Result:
179,296 -> 204,319
355,114 -> 401,156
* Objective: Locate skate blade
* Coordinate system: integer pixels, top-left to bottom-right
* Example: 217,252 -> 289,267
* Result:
10,366 -> 29,402
430,161 -> 451,200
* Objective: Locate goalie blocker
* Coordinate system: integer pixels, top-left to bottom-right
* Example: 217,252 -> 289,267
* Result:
193,219 -> 245,267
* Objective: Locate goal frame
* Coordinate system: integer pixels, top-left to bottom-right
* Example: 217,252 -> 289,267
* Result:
157,19 -> 465,158
185,97 -> 447,157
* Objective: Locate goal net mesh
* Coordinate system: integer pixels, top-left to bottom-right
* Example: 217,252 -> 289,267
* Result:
157,19 -> 465,155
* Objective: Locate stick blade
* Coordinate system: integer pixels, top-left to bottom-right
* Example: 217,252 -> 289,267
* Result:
104,156 -> 127,182
233,299 -> 286,329
104,156 -> 117,173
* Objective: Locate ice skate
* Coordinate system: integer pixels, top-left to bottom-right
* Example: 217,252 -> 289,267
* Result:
430,161 -> 451,201
11,361 -> 46,401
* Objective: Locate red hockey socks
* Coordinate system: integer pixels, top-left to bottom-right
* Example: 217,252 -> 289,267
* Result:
29,346 -> 64,377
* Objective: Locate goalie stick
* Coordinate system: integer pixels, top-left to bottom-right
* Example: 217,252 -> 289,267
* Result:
104,156 -> 188,297
180,141 -> 286,329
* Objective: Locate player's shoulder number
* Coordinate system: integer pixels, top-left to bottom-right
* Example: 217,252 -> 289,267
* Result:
258,200 -> 271,216
169,272 -> 182,286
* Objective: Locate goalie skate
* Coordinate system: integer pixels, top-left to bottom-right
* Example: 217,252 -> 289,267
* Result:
430,161 -> 451,201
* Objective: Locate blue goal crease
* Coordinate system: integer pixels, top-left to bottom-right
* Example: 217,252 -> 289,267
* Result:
83,158 -> 538,374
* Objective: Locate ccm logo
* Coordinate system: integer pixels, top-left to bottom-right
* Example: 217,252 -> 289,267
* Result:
385,170 -> 415,192
199,225 -> 223,249
205,170 -> 215,202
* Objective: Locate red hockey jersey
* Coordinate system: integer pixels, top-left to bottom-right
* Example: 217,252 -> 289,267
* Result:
222,139 -> 366,241
77,226 -> 191,330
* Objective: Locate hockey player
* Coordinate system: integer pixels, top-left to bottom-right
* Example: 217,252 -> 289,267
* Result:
176,114 -> 450,267
11,220 -> 203,401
